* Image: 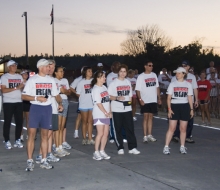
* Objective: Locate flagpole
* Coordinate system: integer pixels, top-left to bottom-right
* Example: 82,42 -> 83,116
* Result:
52,4 -> 54,60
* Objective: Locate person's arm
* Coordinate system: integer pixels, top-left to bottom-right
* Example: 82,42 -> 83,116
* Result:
1,83 -> 24,93
22,94 -> 47,102
109,95 -> 125,101
157,87 -> 162,105
136,90 -> 144,106
60,87 -> 71,95
165,74 -> 171,82
96,103 -> 111,118
167,94 -> 174,119
70,87 -> 76,94
55,94 -> 64,112
193,88 -> 198,107
188,95 -> 194,118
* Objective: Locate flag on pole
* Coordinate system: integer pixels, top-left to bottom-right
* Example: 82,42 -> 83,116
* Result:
50,8 -> 53,25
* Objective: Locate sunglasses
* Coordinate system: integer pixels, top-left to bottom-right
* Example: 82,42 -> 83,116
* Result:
182,65 -> 187,67
147,65 -> 153,67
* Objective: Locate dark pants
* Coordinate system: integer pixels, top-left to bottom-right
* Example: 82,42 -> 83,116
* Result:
109,118 -> 126,140
112,111 -> 137,150
3,103 -> 23,142
173,117 -> 194,138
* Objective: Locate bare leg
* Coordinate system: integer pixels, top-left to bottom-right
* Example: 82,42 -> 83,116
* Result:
75,113 -> 81,130
143,113 -> 149,136
200,104 -> 205,122
95,125 -> 104,151
147,113 -> 153,135
80,111 -> 88,139
40,129 -> 49,159
165,120 -> 177,146
87,110 -> 93,140
179,120 -> 188,146
62,117 -> 67,142
204,103 -> 211,123
47,130 -> 53,153
58,115 -> 64,146
27,128 -> 37,159
100,125 -> 109,151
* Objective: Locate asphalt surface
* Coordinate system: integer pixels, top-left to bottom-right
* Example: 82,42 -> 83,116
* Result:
0,102 -> 220,190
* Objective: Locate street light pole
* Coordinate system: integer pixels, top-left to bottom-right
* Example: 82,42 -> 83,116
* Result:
22,12 -> 29,67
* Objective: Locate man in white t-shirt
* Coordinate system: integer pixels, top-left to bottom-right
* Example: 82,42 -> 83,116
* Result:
1,60 -> 24,150
206,61 -> 216,75
158,68 -> 172,111
22,59 -> 63,171
136,61 -> 162,142
172,61 -> 198,143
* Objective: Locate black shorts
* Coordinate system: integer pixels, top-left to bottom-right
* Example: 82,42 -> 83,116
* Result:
23,101 -> 31,112
199,100 -> 210,105
51,114 -> 58,131
141,103 -> 158,114
170,103 -> 190,121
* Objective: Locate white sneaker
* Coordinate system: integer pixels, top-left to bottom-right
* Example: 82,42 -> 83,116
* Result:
109,139 -> 114,143
52,144 -> 56,152
87,139 -> 95,145
62,142 -> 71,150
147,135 -> 157,142
143,136 -> 148,143
180,146 -> 187,154
61,148 -> 70,156
93,151 -> 102,161
118,149 -> 124,155
20,135 -> 24,142
163,146 -> 170,155
123,139 -> 127,143
100,151 -> 111,160
86,133 -> 95,138
133,117 -> 137,121
74,132 -> 79,138
14,139 -> 24,148
128,148 -> 140,155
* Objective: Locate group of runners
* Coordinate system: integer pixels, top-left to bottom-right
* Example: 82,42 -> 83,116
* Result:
0,58 -> 217,171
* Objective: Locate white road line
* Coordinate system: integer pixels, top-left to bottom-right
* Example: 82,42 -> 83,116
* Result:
135,113 -> 220,131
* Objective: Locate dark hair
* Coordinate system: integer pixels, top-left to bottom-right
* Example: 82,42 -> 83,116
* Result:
118,64 -> 128,73
144,60 -> 152,66
200,71 -> 206,75
53,65 -> 64,77
82,66 -> 92,78
91,70 -> 105,88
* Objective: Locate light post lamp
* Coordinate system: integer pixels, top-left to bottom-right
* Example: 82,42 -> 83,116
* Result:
22,12 -> 29,68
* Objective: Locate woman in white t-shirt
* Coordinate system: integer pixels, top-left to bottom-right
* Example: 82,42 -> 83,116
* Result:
54,66 -> 71,152
91,71 -> 111,160
127,69 -> 137,121
76,67 -> 94,145
163,67 -> 193,155
108,64 -> 140,155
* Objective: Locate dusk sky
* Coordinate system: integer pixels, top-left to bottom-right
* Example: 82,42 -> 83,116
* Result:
1,0 -> 220,56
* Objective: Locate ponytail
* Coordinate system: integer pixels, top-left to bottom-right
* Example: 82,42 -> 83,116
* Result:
91,70 -> 105,88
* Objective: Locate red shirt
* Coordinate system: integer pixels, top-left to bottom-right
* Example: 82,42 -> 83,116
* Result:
197,80 -> 212,100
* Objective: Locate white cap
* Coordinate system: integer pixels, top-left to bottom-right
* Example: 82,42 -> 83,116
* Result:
81,66 -> 87,73
37,59 -> 49,68
97,63 -> 103,67
20,70 -> 29,75
7,60 -> 18,67
173,67 -> 186,73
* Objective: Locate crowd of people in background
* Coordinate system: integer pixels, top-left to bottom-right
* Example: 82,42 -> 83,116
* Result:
0,58 -> 219,171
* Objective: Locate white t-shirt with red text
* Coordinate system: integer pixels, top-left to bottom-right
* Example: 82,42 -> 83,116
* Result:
54,78 -> 70,100
106,72 -> 118,87
70,76 -> 82,89
22,74 -> 59,106
108,78 -> 132,113
135,72 -> 159,103
158,74 -> 172,89
167,81 -> 193,104
76,78 -> 93,109
92,85 -> 110,119
1,73 -> 23,103
127,77 -> 137,95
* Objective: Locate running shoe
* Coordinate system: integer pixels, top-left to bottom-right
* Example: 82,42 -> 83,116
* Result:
143,136 -> 148,143
86,133 -> 95,138
47,152 -> 60,162
109,139 -> 114,143
128,148 -> 140,155
4,141 -> 12,150
54,149 -> 65,157
82,139 -> 87,145
118,149 -> 124,155
100,151 -> 111,159
35,154 -> 42,164
171,136 -> 179,143
74,132 -> 79,138
133,117 -> 137,121
25,159 -> 34,172
163,146 -> 170,155
147,135 -> 157,142
52,144 -> 56,152
123,139 -> 127,143
185,138 -> 195,143
20,135 -> 24,142
180,146 -> 187,154
14,139 -> 24,148
40,159 -> 54,169
26,135 -> 28,140
87,139 -> 95,145
61,148 -> 70,156
93,151 -> 103,161
62,142 -> 71,149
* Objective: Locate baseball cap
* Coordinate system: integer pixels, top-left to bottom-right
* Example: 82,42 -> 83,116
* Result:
37,59 -> 49,68
97,63 -> 103,67
173,67 -> 186,73
20,70 -> 29,75
7,60 -> 18,67
182,60 -> 190,66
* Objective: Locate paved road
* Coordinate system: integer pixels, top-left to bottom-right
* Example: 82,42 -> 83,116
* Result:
0,102 -> 220,190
